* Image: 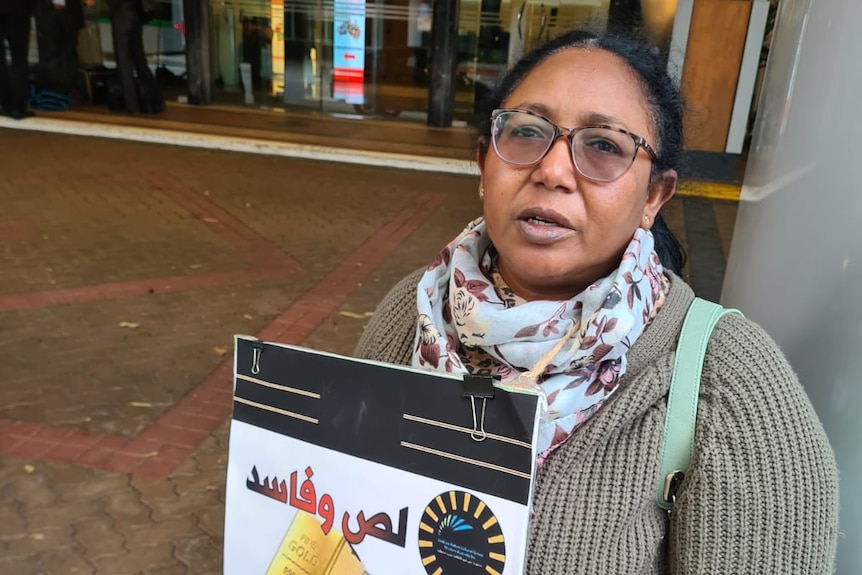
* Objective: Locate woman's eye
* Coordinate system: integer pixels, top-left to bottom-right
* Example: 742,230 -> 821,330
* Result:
510,125 -> 547,138
585,137 -> 622,155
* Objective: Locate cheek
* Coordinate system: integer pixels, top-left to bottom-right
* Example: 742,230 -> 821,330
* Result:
482,195 -> 506,241
608,173 -> 651,218
481,166 -> 524,213
584,186 -> 647,234
481,185 -> 520,248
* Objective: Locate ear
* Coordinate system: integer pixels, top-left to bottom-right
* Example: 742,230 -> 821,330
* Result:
642,169 -> 677,229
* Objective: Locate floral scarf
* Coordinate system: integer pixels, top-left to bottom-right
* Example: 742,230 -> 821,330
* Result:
411,218 -> 667,462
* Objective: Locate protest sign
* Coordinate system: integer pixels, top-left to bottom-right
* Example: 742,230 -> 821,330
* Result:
225,336 -> 541,574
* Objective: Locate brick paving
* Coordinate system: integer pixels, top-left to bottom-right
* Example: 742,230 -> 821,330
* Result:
0,127 -> 736,574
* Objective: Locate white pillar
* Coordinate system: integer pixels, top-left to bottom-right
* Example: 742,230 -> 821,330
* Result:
721,0 -> 860,571
666,0 -> 693,83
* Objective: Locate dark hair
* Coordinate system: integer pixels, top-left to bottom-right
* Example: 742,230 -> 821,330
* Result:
476,29 -> 687,274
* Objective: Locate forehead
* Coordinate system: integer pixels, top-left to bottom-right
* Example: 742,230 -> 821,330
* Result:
503,47 -> 655,140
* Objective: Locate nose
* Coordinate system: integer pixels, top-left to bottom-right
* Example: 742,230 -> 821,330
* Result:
532,135 -> 578,192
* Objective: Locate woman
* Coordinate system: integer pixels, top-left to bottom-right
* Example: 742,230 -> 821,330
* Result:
355,30 -> 838,573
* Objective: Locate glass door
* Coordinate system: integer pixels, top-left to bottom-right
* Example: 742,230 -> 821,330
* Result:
504,0 -> 612,62
277,0 -> 439,120
456,0 -> 611,124
460,0 -> 679,124
210,0 -> 280,107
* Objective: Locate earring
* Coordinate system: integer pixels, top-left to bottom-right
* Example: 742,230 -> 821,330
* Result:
643,215 -> 651,227
478,187 -> 485,200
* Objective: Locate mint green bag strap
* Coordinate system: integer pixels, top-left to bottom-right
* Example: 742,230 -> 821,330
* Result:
656,297 -> 742,511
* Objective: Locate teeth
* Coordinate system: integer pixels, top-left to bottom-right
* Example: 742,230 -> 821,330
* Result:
528,217 -> 558,226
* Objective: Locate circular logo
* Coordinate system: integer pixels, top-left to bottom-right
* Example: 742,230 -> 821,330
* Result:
418,490 -> 505,575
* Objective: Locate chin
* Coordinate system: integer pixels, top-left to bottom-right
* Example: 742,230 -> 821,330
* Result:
517,266 -> 582,295
513,252 -> 578,280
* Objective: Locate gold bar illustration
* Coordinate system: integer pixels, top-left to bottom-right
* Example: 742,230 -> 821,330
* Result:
266,511 -> 367,575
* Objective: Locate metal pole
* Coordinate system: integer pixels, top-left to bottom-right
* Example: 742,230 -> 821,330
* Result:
427,0 -> 459,127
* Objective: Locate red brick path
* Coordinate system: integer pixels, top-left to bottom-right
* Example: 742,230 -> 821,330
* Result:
0,135 -> 450,480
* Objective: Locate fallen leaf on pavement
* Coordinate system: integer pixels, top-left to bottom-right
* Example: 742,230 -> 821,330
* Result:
129,402 -> 152,408
118,321 -> 140,329
202,217 -> 219,223
23,464 -> 35,474
30,533 -> 44,541
338,311 -> 374,319
213,347 -> 228,356
243,314 -> 253,320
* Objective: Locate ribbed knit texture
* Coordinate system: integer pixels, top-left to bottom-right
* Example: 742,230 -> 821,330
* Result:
354,270 -> 839,574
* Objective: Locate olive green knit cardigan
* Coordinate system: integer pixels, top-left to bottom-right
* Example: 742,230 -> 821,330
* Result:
354,270 -> 839,574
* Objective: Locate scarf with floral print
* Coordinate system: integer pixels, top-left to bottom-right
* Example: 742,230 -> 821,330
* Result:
411,217 -> 667,462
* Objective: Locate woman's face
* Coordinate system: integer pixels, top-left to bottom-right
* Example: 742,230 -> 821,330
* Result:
478,47 -> 676,301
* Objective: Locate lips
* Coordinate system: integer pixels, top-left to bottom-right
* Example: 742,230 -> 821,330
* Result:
514,207 -> 576,244
516,207 -> 574,229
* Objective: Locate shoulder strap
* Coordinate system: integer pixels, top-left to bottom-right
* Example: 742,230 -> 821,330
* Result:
656,297 -> 742,511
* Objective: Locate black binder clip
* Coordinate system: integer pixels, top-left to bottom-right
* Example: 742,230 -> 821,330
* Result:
462,374 -> 495,442
250,341 -> 263,375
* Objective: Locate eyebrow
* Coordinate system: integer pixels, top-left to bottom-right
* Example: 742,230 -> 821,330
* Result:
581,111 -> 627,128
513,103 -> 627,129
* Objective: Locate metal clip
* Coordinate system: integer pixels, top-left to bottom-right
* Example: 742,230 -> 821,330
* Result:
468,396 -> 488,441
662,471 -> 684,514
462,375 -> 495,442
251,342 -> 263,375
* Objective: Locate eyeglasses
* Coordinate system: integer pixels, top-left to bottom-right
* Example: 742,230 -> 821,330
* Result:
490,109 -> 658,182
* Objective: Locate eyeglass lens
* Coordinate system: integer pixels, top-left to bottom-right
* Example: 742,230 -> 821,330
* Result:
492,111 -> 639,182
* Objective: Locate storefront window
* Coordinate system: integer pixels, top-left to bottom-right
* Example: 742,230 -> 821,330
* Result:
22,0 -> 185,105
17,0 -> 676,121
206,0 -> 678,121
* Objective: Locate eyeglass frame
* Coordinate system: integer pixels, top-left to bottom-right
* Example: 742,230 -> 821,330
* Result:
489,108 -> 659,181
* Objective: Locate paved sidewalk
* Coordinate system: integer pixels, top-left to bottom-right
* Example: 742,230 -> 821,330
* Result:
0,104 -> 481,177
0,128 -> 737,574
0,104 -> 743,200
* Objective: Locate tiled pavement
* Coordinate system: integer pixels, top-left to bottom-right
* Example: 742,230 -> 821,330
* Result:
0,128 -> 737,574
